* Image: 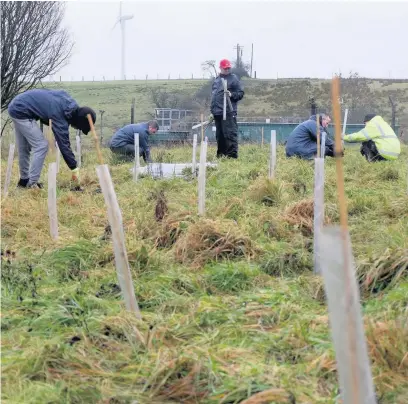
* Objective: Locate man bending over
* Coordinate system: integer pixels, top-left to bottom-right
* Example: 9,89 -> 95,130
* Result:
8,88 -> 96,189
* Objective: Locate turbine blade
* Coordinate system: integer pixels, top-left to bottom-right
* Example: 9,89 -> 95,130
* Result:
111,19 -> 119,32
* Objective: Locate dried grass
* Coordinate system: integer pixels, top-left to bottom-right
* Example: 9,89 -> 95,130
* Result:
303,248 -> 408,302
240,388 -> 296,404
154,212 -> 194,249
282,198 -> 314,234
143,354 -> 210,403
282,198 -> 330,235
358,248 -> 408,296
381,197 -> 408,219
174,218 -> 258,267
147,189 -> 169,222
366,318 -> 408,387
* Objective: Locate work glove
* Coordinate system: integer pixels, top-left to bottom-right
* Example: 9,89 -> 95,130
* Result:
208,113 -> 214,123
227,90 -> 232,97
142,151 -> 153,164
71,167 -> 80,183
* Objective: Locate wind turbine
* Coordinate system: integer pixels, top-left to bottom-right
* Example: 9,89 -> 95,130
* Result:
112,1 -> 134,80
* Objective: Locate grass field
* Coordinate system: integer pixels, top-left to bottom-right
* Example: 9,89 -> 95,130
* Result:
1,142 -> 408,403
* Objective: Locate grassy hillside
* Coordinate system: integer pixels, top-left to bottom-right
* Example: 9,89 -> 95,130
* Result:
2,78 -> 407,145
1,143 -> 408,403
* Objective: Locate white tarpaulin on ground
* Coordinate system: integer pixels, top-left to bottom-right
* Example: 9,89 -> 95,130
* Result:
130,162 -> 217,179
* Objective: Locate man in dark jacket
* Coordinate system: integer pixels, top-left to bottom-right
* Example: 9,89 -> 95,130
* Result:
8,89 -> 96,189
109,121 -> 159,163
285,114 -> 337,160
210,59 -> 244,159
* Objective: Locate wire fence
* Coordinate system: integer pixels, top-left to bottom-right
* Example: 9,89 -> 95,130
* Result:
48,75 -> 214,82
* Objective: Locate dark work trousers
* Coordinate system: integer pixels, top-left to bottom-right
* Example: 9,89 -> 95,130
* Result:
110,144 -> 147,162
360,140 -> 386,162
214,114 -> 238,159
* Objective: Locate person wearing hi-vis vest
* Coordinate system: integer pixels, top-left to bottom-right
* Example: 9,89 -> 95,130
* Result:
343,114 -> 401,162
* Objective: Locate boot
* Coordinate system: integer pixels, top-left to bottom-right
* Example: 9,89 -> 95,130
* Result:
17,178 -> 29,188
28,182 -> 44,189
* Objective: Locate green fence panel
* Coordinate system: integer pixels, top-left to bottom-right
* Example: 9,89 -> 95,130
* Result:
149,123 -> 400,145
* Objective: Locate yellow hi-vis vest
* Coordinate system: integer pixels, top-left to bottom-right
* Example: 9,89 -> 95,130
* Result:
343,116 -> 401,160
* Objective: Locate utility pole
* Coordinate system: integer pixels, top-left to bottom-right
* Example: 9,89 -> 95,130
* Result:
310,98 -> 317,116
99,110 -> 105,145
130,98 -> 135,124
250,43 -> 254,78
388,96 -> 396,132
233,43 -> 243,68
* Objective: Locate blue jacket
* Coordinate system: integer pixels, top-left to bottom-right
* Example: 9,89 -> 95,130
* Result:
210,73 -> 244,116
285,115 -> 334,159
8,89 -> 79,169
109,123 -> 151,162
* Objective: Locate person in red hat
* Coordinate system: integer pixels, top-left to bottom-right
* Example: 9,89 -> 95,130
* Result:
209,59 -> 244,159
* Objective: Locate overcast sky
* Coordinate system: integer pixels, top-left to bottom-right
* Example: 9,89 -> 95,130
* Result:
57,0 -> 408,81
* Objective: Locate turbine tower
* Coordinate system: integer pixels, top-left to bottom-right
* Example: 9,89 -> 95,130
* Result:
113,1 -> 134,80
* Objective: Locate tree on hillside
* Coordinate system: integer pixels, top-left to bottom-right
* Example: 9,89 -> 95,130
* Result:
1,1 -> 73,114
147,87 -> 197,111
201,60 -> 217,78
201,54 -> 250,80
338,71 -> 377,123
231,56 -> 250,79
194,80 -> 213,110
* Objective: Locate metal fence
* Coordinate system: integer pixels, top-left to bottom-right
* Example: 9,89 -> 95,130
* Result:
147,122 -> 397,146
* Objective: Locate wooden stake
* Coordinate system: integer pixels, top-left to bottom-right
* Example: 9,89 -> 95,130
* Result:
48,162 -> 58,240
322,76 -> 376,404
198,139 -> 207,215
261,127 -> 264,146
133,133 -> 140,182
313,157 -> 324,274
342,108 -> 349,148
200,113 -> 204,142
76,132 -> 82,168
87,114 -> 104,165
268,130 -> 276,179
192,133 -> 197,176
56,143 -> 61,173
342,108 -> 349,138
96,164 -> 141,318
316,114 -> 321,158
3,144 -> 15,198
48,119 -> 56,154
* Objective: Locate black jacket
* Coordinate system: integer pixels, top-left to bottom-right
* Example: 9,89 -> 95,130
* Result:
210,73 -> 244,116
